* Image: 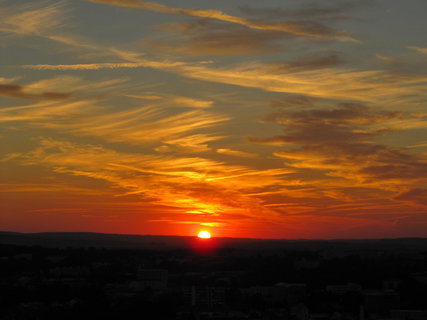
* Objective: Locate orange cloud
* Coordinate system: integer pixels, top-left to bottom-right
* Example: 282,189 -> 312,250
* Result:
8,138 -> 286,221
408,46 -> 427,55
216,148 -> 256,158
0,2 -> 66,36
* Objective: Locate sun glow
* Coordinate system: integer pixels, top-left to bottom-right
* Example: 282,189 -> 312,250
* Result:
197,230 -> 211,239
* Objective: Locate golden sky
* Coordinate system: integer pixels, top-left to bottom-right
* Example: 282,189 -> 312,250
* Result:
1,0 -> 427,238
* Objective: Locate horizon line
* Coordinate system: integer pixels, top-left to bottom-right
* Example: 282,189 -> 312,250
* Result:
1,230 -> 426,242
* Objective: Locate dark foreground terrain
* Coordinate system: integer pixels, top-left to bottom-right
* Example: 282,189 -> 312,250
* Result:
1,232 -> 427,320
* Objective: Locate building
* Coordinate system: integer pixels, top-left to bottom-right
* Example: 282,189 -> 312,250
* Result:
137,268 -> 168,291
390,309 -> 427,320
183,286 -> 226,308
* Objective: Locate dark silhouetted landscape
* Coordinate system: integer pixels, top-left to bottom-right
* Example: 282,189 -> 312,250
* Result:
1,232 -> 427,319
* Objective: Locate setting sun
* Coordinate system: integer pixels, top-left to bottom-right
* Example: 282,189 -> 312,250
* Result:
197,231 -> 211,239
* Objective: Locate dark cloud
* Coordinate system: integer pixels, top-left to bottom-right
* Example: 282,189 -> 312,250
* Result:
0,84 -> 72,100
264,103 -> 403,128
239,0 -> 372,21
395,188 -> 427,206
270,94 -> 316,108
359,162 -> 427,181
252,103 -> 427,183
249,136 -> 289,146
271,53 -> 344,71
150,20 -> 285,55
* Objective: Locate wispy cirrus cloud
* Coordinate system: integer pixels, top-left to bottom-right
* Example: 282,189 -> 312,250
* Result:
375,54 -> 398,65
87,0 -> 356,41
155,134 -> 223,154
64,107 -> 228,146
0,74 -> 226,151
126,94 -> 214,108
167,95 -> 214,108
8,138 -> 288,220
0,99 -> 96,123
0,1 -> 99,51
25,56 -> 427,106
0,95 -> 227,151
408,46 -> 427,55
172,63 -> 427,105
0,183 -> 108,196
0,75 -> 132,123
0,1 -> 66,36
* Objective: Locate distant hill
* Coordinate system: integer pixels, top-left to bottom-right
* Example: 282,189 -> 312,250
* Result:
1,231 -> 427,254
0,231 -> 189,250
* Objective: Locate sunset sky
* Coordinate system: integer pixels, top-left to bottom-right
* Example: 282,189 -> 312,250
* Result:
1,0 -> 427,239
